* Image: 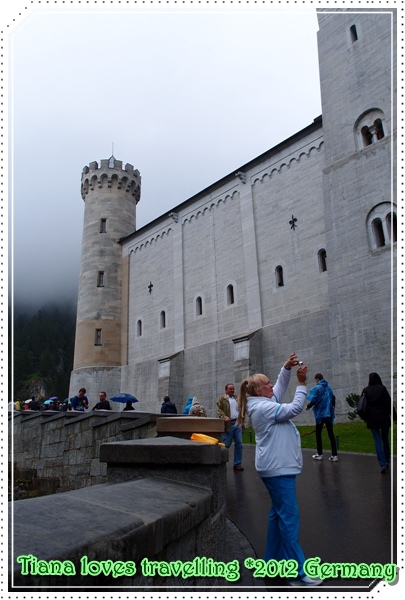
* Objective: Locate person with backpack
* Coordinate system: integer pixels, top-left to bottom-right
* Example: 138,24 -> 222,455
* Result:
306,373 -> 338,462
189,397 -> 207,417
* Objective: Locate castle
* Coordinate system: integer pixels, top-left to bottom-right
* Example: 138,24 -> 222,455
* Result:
70,9 -> 397,420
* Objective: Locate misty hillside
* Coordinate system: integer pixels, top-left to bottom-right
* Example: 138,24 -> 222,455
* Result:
11,302 -> 77,402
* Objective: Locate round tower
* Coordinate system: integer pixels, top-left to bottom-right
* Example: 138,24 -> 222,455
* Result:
71,157 -> 140,398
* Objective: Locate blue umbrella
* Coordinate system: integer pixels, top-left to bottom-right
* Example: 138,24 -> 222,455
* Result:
110,393 -> 138,404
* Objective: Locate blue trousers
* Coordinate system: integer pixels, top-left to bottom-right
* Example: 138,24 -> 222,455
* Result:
370,426 -> 390,468
261,475 -> 306,577
222,420 -> 243,466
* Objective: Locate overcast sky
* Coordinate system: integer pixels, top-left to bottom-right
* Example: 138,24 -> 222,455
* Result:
7,1 -> 322,309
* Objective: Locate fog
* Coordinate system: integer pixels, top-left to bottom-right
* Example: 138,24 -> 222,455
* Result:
7,2 -> 322,311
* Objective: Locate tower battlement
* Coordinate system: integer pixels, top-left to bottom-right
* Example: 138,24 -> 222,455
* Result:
81,156 -> 141,202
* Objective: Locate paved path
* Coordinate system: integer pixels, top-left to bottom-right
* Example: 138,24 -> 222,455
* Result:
223,445 -> 397,591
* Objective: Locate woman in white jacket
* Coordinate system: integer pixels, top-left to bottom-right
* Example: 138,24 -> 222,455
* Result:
239,353 -> 322,587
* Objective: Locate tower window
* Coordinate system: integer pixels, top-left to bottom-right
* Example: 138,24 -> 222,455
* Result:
350,24 -> 358,43
367,203 -> 396,251
95,329 -> 102,346
97,271 -> 104,287
100,218 -> 107,233
275,265 -> 284,287
196,296 -> 203,316
355,110 -> 386,150
227,284 -> 235,306
136,320 -> 142,337
372,218 -> 385,248
160,311 -> 166,329
318,249 -> 327,273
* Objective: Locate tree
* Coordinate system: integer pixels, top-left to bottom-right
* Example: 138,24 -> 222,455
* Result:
11,302 -> 77,402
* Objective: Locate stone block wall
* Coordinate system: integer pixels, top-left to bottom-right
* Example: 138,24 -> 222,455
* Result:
9,411 -> 157,491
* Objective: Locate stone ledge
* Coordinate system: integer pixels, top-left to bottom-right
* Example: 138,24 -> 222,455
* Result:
10,476 -> 212,587
100,436 -> 228,465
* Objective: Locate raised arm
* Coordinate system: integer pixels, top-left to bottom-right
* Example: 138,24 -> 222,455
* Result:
274,365 -> 308,422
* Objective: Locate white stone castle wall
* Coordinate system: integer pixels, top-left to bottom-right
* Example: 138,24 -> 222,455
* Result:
122,124 -> 330,420
73,11 -> 396,421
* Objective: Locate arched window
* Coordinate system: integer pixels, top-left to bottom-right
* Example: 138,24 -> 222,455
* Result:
372,218 -> 385,248
160,310 -> 166,329
318,249 -> 327,273
227,284 -> 235,305
275,265 -> 284,287
196,296 -> 203,316
386,212 -> 397,243
355,109 -> 386,150
350,24 -> 358,43
136,320 -> 142,337
366,203 -> 396,251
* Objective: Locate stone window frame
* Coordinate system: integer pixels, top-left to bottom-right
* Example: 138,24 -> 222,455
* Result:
347,22 -> 362,48
97,271 -> 105,287
100,218 -> 107,233
318,249 -> 327,273
275,265 -> 284,288
136,319 -> 143,337
350,24 -> 359,43
225,282 -> 237,308
95,328 -> 102,346
355,109 -> 386,151
195,295 -> 204,318
160,310 -> 167,330
366,202 -> 397,252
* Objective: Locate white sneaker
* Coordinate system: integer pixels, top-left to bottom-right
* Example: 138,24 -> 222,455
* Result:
288,575 -> 323,586
329,456 -> 338,462
312,454 -> 323,460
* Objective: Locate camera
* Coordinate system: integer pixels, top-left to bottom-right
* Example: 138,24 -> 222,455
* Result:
298,361 -> 303,366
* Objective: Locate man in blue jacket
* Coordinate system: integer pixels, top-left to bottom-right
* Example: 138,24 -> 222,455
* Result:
306,373 -> 338,462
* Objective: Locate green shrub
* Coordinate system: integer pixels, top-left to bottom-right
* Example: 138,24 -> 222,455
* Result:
344,393 -> 360,420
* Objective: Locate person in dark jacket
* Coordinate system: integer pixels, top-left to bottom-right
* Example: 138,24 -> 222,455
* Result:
161,396 -> 177,414
123,401 -> 135,411
362,372 -> 393,474
92,391 -> 111,411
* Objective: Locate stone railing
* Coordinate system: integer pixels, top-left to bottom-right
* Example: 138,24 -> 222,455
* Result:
9,437 -> 229,591
9,412 -> 226,492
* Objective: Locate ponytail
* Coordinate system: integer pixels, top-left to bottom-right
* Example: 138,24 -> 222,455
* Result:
237,373 -> 268,427
238,380 -> 250,428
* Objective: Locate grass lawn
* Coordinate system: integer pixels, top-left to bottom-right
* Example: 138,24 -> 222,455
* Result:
242,420 -> 397,455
